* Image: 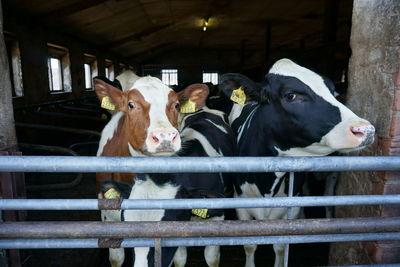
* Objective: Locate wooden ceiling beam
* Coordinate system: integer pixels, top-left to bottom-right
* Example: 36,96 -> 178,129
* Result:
40,0 -> 106,20
128,41 -> 176,60
107,24 -> 172,48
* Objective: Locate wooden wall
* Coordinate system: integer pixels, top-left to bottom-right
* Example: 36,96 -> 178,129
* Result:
3,6 -> 134,108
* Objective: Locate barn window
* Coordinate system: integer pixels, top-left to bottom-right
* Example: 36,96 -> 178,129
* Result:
84,53 -> 98,90
203,72 -> 219,85
105,59 -> 115,81
47,43 -> 72,93
161,69 -> 178,85
4,33 -> 24,97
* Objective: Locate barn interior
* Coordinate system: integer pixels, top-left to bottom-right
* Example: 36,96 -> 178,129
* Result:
1,0 -> 399,266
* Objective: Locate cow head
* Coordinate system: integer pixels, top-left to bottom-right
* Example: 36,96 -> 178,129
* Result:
94,76 -> 182,156
220,58 -> 375,156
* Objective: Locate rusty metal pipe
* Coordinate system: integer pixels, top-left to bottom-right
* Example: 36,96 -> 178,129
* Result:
0,217 -> 399,239
1,233 -> 400,249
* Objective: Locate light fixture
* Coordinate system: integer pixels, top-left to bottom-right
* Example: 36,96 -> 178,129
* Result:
203,18 -> 209,32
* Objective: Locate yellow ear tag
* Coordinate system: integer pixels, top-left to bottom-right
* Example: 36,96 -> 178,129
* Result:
191,208 -> 208,219
104,188 -> 121,199
101,96 -> 116,111
180,99 -> 197,114
230,86 -> 246,105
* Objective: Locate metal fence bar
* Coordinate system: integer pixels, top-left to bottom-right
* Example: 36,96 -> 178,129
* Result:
1,195 -> 400,210
0,156 -> 400,173
329,265 -> 400,267
1,217 -> 399,239
284,171 -> 295,267
1,232 -> 399,249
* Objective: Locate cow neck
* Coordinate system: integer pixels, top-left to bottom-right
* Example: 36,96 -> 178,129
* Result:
234,104 -> 278,157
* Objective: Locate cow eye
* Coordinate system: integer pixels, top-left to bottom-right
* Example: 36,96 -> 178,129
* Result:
285,93 -> 297,102
174,103 -> 180,109
128,102 -> 135,109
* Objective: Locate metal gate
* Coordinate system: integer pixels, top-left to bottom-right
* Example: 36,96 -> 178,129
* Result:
0,155 -> 400,267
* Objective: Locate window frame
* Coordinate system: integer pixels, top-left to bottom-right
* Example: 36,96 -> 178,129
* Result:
47,43 -> 71,94
105,59 -> 115,81
161,69 -> 178,86
83,53 -> 98,90
202,71 -> 219,85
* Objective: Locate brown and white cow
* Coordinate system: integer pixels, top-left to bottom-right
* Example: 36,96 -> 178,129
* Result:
94,74 -> 183,267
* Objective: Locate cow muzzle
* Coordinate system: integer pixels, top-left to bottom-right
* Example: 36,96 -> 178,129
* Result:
146,128 -> 181,155
325,120 -> 375,152
350,123 -> 375,147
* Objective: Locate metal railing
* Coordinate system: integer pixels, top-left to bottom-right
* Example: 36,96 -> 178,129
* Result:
0,155 -> 400,267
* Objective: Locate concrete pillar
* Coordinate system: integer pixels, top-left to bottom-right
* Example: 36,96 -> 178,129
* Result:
329,0 -> 400,264
0,0 -> 17,151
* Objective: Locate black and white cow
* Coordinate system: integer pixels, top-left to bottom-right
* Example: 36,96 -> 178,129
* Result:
219,58 -> 375,267
122,83 -> 236,267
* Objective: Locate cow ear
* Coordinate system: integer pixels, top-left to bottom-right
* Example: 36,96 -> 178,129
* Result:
178,84 -> 209,113
219,73 -> 262,104
93,77 -> 126,112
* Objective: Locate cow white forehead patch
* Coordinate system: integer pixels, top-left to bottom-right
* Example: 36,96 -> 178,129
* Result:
132,76 -> 173,103
268,58 -> 335,102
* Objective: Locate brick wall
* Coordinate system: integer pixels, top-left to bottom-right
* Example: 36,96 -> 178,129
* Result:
329,0 -> 400,265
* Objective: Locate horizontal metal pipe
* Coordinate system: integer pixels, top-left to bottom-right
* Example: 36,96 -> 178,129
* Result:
1,232 -> 400,249
0,217 -> 399,239
334,266 -> 398,267
0,156 -> 399,173
1,195 -> 400,210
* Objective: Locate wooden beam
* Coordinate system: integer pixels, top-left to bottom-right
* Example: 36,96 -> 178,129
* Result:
107,24 -> 172,48
129,41 -> 176,61
40,0 -> 106,20
0,3 -> 20,265
0,0 -> 18,151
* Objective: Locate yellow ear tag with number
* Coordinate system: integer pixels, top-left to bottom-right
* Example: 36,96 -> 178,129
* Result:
101,96 -> 116,111
180,99 -> 197,114
104,188 -> 121,199
192,208 -> 208,219
230,86 -> 246,105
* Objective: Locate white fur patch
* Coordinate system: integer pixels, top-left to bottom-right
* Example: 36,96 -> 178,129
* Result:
125,177 -> 180,267
97,112 -> 124,156
202,106 -> 227,122
236,106 -> 258,144
228,104 -> 245,125
128,143 -> 146,157
235,180 -> 300,221
180,128 -> 222,157
116,70 -> 140,91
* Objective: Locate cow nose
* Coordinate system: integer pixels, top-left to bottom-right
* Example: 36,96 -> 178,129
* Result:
150,129 -> 178,144
147,128 -> 181,154
350,123 -> 375,146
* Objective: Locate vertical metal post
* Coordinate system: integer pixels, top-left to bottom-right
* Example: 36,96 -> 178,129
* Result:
154,238 -> 162,267
284,172 -> 295,267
